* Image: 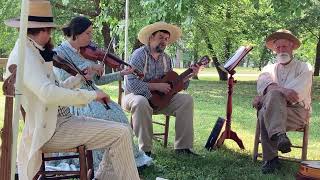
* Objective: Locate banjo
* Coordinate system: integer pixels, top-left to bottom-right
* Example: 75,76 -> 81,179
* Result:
296,161 -> 320,180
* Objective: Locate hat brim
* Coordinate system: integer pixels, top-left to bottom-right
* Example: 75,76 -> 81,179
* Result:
266,32 -> 300,51
5,18 -> 58,28
138,22 -> 182,45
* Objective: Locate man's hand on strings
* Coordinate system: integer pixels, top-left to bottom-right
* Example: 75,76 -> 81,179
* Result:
190,64 -> 204,76
149,82 -> 171,94
120,67 -> 135,76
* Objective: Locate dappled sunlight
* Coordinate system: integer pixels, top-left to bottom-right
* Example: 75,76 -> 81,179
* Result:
1,71 -> 320,179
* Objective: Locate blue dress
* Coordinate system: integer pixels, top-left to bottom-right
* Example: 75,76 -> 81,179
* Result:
47,41 -> 151,171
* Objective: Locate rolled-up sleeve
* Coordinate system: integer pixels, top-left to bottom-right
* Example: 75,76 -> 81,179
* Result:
257,65 -> 276,95
285,62 -> 313,101
124,49 -> 152,99
95,71 -> 122,85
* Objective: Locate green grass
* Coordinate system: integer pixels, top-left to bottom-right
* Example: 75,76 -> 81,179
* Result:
1,68 -> 319,179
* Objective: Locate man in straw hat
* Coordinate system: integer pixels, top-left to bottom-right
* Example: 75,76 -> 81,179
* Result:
5,1 -> 139,179
122,22 -> 202,156
252,29 -> 313,174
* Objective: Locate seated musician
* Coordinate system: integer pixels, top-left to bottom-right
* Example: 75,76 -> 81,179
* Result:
52,16 -> 152,170
4,1 -> 139,179
252,29 -> 313,174
122,22 -> 202,156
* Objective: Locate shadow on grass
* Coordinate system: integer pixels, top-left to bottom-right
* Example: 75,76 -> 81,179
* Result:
140,142 -> 298,180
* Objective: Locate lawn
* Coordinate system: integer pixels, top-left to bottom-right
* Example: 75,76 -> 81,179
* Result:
0,68 -> 319,180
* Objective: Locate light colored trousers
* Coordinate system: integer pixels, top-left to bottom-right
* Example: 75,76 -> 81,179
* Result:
258,89 -> 309,161
122,93 -> 194,152
42,115 -> 140,180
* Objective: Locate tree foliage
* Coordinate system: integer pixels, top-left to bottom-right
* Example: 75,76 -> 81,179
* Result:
0,0 -> 320,78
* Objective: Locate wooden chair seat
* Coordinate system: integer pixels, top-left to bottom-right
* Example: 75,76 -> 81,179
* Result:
36,145 -> 94,180
253,116 -> 309,162
130,115 -> 171,148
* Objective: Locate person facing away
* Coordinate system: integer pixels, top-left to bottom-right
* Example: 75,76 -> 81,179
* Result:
4,1 -> 139,179
51,16 -> 152,170
122,21 -> 203,157
252,29 -> 313,174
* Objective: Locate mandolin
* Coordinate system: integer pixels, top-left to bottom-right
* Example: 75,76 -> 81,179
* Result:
296,161 -> 320,180
149,56 -> 210,110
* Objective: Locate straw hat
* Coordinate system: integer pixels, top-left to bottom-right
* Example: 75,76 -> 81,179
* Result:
138,22 -> 182,45
266,29 -> 300,51
4,0 -> 57,28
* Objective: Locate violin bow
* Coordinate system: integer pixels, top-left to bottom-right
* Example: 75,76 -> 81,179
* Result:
60,55 -> 111,110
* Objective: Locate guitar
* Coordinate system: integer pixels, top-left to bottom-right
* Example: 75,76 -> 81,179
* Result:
149,56 -> 210,110
296,161 -> 320,180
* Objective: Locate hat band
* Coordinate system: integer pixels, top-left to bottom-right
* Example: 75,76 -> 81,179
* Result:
28,16 -> 53,22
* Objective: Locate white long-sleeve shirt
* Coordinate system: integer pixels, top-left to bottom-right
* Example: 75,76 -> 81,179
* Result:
257,59 -> 313,111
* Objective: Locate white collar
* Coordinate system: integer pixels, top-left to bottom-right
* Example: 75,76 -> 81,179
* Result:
28,37 -> 44,51
65,41 -> 79,53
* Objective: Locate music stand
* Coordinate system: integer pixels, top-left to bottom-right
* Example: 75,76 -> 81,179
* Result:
215,46 -> 253,149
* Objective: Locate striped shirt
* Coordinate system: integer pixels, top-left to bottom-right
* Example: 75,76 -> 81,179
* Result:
57,106 -> 72,118
124,46 -> 172,99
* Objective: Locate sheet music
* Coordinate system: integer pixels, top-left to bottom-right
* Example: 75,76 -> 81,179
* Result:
223,46 -> 252,72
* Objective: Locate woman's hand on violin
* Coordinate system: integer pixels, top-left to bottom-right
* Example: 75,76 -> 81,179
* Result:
83,66 -> 95,80
95,90 -> 110,104
120,67 -> 135,76
91,64 -> 104,77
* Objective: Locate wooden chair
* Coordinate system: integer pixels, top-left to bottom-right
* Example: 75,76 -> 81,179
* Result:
252,114 -> 309,162
36,146 -> 94,180
0,64 -> 94,180
118,81 -> 171,148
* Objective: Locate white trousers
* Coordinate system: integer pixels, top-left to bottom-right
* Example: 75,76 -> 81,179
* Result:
42,115 -> 140,180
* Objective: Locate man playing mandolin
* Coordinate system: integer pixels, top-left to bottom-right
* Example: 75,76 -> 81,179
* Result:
122,22 -> 203,156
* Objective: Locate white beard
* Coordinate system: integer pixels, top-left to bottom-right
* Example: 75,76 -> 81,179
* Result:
277,53 -> 292,64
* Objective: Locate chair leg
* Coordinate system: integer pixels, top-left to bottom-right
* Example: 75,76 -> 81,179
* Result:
33,153 -> 46,180
253,118 -> 260,162
301,123 -> 309,161
87,150 -> 94,179
163,115 -> 170,148
78,145 -> 88,180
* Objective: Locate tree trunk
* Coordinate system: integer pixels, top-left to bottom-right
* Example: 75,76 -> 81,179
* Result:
132,39 -> 143,53
314,37 -> 320,76
259,47 -> 268,71
175,48 -> 182,68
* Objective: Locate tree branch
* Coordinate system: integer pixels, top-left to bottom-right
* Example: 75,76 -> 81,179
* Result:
52,0 -> 101,17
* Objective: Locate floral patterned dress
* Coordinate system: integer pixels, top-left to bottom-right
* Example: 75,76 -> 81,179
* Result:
46,41 -> 151,171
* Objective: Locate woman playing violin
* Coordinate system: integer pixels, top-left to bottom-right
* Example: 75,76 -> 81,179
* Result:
51,16 -> 152,171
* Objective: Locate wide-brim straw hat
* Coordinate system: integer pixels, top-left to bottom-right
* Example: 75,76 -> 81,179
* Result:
4,0 -> 57,28
138,22 -> 182,45
266,29 -> 300,51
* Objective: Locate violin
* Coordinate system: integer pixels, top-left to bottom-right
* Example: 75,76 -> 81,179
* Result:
51,53 -> 110,110
80,42 -> 144,79
52,54 -> 83,76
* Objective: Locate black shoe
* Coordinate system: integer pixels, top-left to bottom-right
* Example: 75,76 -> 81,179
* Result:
261,156 -> 280,174
145,151 -> 152,157
277,133 -> 292,153
137,164 -> 147,172
175,149 -> 199,156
